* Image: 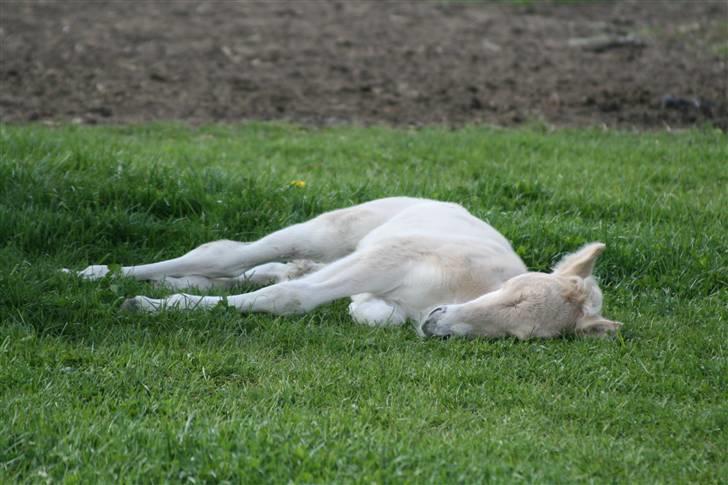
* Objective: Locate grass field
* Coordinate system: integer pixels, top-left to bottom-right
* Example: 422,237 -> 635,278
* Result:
1,123 -> 726,483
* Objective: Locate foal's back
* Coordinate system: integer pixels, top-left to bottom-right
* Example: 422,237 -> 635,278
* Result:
358,199 -> 514,252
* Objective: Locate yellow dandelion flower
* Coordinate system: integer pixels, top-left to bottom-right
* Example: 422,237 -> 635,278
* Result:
290,180 -> 306,188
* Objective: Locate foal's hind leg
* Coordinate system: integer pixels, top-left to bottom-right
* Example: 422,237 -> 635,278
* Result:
70,201 -> 406,285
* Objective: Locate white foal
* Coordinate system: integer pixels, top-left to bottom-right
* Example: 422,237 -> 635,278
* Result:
70,197 -> 622,339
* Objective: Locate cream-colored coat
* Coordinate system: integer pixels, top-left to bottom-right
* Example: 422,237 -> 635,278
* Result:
70,197 -> 622,338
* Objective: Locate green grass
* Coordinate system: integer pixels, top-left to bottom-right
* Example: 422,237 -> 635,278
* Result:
1,123 -> 726,483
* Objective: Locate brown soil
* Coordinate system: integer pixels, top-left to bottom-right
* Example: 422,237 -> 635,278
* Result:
1,0 -> 726,129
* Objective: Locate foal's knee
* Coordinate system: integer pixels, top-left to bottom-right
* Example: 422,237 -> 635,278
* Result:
182,239 -> 248,275
186,239 -> 245,257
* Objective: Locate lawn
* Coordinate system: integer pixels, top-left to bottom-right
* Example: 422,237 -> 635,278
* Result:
1,123 -> 726,483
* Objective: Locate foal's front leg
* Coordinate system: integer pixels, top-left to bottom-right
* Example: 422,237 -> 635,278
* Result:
120,283 -> 315,315
122,247 -> 409,317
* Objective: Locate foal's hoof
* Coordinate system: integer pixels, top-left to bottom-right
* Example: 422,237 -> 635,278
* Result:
120,297 -> 141,312
77,265 -> 111,280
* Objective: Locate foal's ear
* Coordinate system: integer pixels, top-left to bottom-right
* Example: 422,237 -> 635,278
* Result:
553,242 -> 606,278
575,315 -> 623,337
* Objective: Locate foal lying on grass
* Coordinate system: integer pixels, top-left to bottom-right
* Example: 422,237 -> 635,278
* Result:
69,197 -> 622,339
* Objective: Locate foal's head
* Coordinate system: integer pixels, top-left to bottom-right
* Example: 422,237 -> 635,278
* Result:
419,243 -> 622,339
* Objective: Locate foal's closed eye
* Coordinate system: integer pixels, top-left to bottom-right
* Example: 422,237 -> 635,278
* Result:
560,276 -> 587,305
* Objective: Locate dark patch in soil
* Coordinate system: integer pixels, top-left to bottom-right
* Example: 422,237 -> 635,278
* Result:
1,0 -> 726,129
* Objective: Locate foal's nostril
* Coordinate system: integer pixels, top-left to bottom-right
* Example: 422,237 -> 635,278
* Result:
427,306 -> 446,319
421,318 -> 436,337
